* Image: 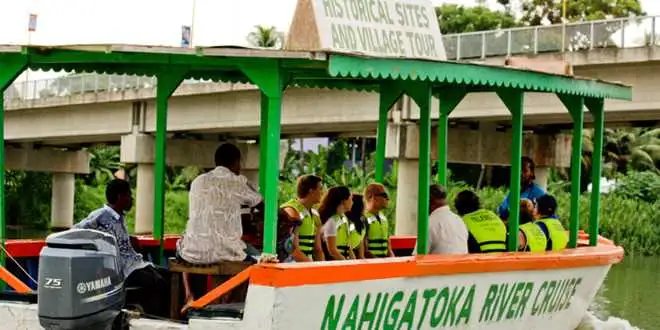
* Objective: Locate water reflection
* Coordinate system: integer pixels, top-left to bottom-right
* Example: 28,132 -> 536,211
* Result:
591,256 -> 660,330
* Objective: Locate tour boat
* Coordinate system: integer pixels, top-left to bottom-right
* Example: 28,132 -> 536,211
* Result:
0,0 -> 629,329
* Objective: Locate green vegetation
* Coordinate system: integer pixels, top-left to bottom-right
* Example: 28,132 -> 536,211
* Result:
6,134 -> 660,256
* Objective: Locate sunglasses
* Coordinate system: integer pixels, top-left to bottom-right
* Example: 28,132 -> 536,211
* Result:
376,192 -> 389,200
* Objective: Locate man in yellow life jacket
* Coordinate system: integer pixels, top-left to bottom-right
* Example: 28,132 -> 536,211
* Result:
454,190 -> 508,253
535,194 -> 568,251
281,175 -> 325,262
363,183 -> 394,258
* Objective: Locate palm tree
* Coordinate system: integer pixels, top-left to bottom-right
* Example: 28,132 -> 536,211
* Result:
247,25 -> 284,49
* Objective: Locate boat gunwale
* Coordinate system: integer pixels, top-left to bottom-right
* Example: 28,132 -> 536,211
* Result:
248,243 -> 623,288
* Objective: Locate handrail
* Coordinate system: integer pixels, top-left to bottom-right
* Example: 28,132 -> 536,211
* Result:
0,265 -> 32,293
2,15 -> 658,106
183,266 -> 253,313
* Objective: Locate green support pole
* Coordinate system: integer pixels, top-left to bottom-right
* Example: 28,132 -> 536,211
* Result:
496,90 -> 524,252
406,83 -> 433,255
241,62 -> 288,254
586,98 -> 605,246
258,92 -> 268,193
0,57 -> 27,290
154,69 -> 187,265
376,83 -> 403,183
560,95 -> 585,248
436,89 -> 466,186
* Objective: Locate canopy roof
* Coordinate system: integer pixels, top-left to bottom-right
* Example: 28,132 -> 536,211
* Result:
0,44 -> 632,100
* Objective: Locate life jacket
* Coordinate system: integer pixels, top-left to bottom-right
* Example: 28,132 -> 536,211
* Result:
538,218 -> 568,251
349,222 -> 365,250
330,214 -> 351,258
365,211 -> 390,257
281,199 -> 320,258
461,209 -> 507,253
519,222 -> 548,253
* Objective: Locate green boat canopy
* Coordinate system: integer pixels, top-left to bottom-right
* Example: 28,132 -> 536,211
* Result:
0,44 -> 632,101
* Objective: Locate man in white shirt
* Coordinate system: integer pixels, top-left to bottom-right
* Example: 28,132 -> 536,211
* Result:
416,184 -> 468,255
177,143 -> 263,264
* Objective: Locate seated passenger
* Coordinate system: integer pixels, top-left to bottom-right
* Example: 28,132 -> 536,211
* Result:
319,186 -> 355,260
454,190 -> 507,253
535,194 -> 568,251
416,184 -> 468,255
275,208 -> 302,262
517,198 -> 548,253
363,183 -> 394,258
176,143 -> 263,307
345,194 -> 367,259
497,157 -> 546,220
177,143 -> 263,265
74,179 -> 169,317
281,175 -> 325,262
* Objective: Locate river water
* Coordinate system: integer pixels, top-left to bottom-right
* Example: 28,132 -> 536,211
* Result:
588,256 -> 660,330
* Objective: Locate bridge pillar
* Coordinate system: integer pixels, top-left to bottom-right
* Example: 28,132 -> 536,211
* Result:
50,173 -> 75,231
135,164 -> 155,234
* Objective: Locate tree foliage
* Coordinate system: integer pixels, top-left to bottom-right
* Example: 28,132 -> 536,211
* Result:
247,25 -> 284,49
435,4 -> 519,34
496,0 -> 645,26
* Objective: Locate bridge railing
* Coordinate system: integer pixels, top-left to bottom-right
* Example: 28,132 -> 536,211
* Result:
4,15 -> 660,104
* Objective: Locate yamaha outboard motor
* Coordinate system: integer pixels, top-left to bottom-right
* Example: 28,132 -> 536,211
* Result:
38,229 -> 125,330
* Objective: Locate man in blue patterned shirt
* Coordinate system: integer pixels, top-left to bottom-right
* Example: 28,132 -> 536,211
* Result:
75,179 -> 168,317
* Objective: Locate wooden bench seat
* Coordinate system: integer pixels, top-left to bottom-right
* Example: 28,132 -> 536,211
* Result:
168,258 -> 252,276
168,257 -> 252,319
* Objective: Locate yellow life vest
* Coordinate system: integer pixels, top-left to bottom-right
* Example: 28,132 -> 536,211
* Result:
461,209 -> 507,253
538,218 -> 568,251
349,223 -> 364,250
365,211 -> 390,257
331,215 -> 351,258
281,199 -> 320,257
519,222 -> 548,253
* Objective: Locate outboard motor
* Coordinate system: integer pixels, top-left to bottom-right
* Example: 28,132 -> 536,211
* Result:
38,229 -> 125,330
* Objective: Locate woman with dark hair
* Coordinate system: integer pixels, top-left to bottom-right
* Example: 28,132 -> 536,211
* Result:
319,186 -> 354,260
345,194 -> 366,259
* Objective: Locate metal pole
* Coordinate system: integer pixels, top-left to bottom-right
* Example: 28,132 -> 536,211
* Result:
587,99 -> 605,246
561,96 -> 585,248
414,85 -> 432,255
375,96 -> 389,183
261,92 -> 282,254
497,90 -> 524,251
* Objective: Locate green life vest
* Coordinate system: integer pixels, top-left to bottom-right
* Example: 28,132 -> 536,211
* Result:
349,223 -> 364,250
538,218 -> 568,251
462,209 -> 507,253
519,222 -> 548,253
281,199 -> 320,257
331,215 -> 351,258
365,211 -> 389,257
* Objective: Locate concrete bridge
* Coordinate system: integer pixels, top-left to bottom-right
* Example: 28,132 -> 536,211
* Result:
3,15 -> 659,234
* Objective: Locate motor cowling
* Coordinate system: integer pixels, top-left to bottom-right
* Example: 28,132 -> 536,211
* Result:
38,229 -> 125,330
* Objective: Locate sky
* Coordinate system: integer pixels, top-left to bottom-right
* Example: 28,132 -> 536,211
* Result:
1,0 -> 658,81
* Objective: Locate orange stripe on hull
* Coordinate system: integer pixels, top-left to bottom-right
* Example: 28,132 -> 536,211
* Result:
249,243 -> 623,288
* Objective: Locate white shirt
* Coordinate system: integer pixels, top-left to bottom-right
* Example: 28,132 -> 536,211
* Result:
417,205 -> 468,255
177,166 -> 262,263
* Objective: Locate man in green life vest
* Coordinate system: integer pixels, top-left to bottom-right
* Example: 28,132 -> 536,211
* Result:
363,183 -> 394,258
281,175 -> 325,262
454,190 -> 508,253
535,194 -> 568,251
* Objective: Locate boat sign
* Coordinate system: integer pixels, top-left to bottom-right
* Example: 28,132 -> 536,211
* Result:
286,0 -> 447,61
244,265 -> 611,330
